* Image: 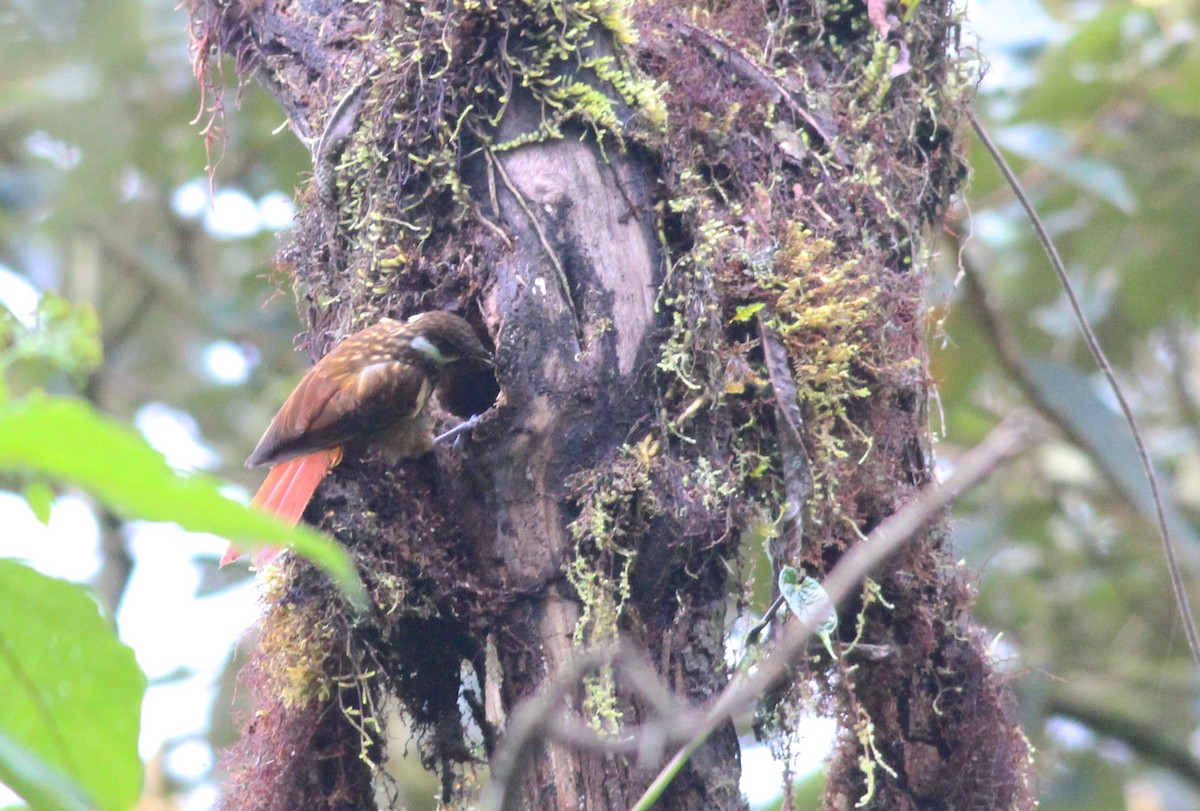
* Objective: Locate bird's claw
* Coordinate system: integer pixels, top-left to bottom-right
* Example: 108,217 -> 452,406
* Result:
434,413 -> 483,445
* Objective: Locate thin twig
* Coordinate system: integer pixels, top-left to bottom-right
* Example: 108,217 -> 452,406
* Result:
483,417 -> 1032,810
629,414 -> 1036,809
673,20 -> 846,165
744,592 -> 787,647
967,109 -> 1200,667
483,644 -> 694,811
472,204 -> 514,251
485,149 -> 582,341
484,647 -> 606,811
960,259 -> 1195,555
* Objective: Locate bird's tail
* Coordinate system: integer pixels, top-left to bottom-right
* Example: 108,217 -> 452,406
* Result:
219,448 -> 340,568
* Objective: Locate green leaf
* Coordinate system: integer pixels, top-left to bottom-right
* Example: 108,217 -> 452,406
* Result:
0,294 -> 102,391
1148,45 -> 1200,118
22,482 -> 53,526
0,728 -> 95,811
778,565 -> 838,658
32,294 -> 103,374
0,395 -> 366,607
0,560 -> 141,811
1026,359 -> 1198,549
1051,157 -> 1135,213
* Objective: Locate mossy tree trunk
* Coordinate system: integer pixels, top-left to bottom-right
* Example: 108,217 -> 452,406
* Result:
189,0 -> 1032,809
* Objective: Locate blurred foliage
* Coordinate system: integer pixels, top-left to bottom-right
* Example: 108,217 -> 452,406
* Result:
0,559 -> 144,811
0,292 -> 101,398
0,299 -> 360,810
0,288 -> 360,589
933,0 -> 1200,808
0,0 -> 1198,809
0,2 -> 354,808
0,388 -> 365,596
0,0 -> 311,469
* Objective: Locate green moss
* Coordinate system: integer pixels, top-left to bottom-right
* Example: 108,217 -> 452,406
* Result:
682,455 -> 736,511
258,568 -> 339,708
657,310 -> 705,393
289,0 -> 669,323
565,440 -> 658,731
767,225 -> 883,456
854,37 -> 899,110
849,699 -> 899,807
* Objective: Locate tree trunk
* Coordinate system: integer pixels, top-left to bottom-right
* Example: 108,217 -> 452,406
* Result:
189,1 -> 1033,809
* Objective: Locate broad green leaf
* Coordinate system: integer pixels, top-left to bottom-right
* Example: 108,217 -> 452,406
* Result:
0,560 -> 141,811
994,122 -> 1068,157
994,125 -> 1134,212
0,728 -> 94,811
0,395 -> 366,606
778,565 -> 838,658
1050,157 -> 1135,213
21,482 -> 53,526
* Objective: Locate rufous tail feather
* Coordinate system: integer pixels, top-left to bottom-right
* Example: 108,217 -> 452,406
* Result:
219,448 -> 340,568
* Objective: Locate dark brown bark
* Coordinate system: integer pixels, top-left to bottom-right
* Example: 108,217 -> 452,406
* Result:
189,0 -> 1032,809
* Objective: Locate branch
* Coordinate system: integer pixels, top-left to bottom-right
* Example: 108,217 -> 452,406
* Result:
482,644 -> 697,811
967,109 -> 1200,667
483,415 -> 1033,810
758,318 -> 813,551
1045,689 -> 1200,790
630,412 -> 1035,808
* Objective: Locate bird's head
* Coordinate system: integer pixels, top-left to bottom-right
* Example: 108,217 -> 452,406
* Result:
404,311 -> 491,367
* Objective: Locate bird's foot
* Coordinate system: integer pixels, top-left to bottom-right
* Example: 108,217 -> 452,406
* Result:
434,413 -> 483,445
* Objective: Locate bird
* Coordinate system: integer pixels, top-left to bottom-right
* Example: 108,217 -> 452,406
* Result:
221,311 -> 492,568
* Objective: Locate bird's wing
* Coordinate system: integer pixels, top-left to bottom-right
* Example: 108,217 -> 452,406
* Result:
247,348 -> 434,467
353,359 -> 433,421
246,363 -> 345,466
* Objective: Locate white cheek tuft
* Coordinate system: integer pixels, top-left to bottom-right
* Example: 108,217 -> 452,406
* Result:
410,334 -> 445,362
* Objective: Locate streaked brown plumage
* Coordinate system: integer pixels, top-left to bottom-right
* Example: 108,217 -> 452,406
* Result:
222,311 -> 490,567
